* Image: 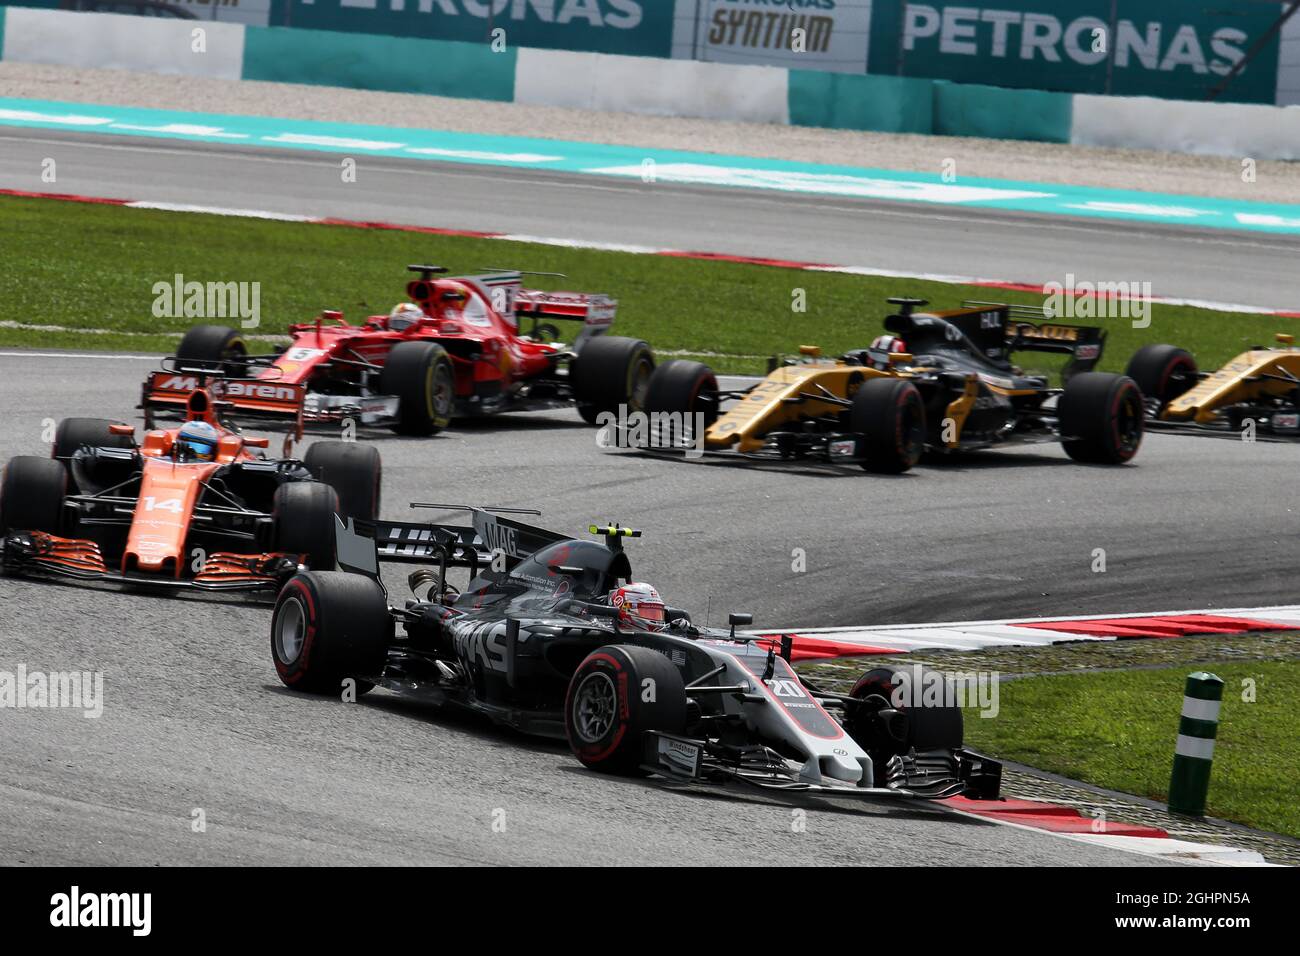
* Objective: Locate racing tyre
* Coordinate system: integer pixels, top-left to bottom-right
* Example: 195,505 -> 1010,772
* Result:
849,377 -> 925,474
273,481 -> 339,570
1058,372 -> 1143,465
303,441 -> 381,521
642,359 -> 720,448
52,417 -> 136,461
0,456 -> 67,535
1125,344 -> 1198,408
176,324 -> 248,374
570,336 -> 655,425
271,570 -> 391,696
843,666 -> 963,766
379,341 -> 454,436
566,644 -> 688,775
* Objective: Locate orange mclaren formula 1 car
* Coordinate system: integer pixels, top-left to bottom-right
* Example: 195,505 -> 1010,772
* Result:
1125,335 -> 1300,440
636,298 -> 1143,473
0,374 -> 381,593
148,265 -> 655,438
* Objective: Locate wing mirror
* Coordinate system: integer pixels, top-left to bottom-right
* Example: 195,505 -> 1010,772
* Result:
244,436 -> 270,449
109,423 -> 135,436
728,612 -> 753,638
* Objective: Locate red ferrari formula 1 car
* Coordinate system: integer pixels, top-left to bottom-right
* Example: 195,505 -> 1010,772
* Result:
0,373 -> 381,593
152,266 -> 656,437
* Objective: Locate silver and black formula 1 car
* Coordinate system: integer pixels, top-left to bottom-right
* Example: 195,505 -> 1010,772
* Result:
268,507 -> 1001,801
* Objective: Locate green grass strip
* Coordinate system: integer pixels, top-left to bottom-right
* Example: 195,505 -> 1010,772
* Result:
0,195 -> 1294,377
963,661 -> 1300,838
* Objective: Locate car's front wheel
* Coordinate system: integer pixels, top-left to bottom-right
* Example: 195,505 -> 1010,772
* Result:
642,359 -> 719,447
0,456 -> 67,535
849,377 -> 926,473
379,341 -> 455,435
565,644 -> 688,775
842,666 -> 964,770
1125,344 -> 1197,409
271,570 -> 392,696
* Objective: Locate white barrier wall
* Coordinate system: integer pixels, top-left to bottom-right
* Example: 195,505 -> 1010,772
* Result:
515,48 -> 790,125
1071,94 -> 1300,161
2,8 -> 244,81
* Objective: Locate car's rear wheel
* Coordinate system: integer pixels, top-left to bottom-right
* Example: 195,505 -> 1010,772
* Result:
1124,344 -> 1198,409
52,417 -> 136,462
0,456 -> 67,535
849,377 -> 925,473
176,324 -> 248,374
843,666 -> 964,770
379,341 -> 455,436
273,481 -> 338,569
302,441 -> 381,521
565,644 -> 688,775
642,359 -> 720,447
271,570 -> 391,696
571,336 -> 655,425
1058,372 -> 1144,464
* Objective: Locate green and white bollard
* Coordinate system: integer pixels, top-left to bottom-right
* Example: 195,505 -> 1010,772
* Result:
1168,671 -> 1223,816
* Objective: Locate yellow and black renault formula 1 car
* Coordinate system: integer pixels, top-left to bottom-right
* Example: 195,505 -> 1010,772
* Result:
1125,335 -> 1300,440
637,298 -> 1143,473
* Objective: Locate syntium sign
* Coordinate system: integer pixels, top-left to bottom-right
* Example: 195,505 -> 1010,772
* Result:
685,0 -> 875,73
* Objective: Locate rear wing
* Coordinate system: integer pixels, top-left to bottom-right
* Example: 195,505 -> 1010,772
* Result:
517,290 -> 616,351
469,271 -> 617,329
140,363 -> 306,440
423,269 -> 616,345
957,302 -> 1106,380
335,506 -> 568,580
515,290 -> 617,325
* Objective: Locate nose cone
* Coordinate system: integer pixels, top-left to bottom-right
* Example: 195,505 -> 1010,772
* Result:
798,753 -> 864,785
123,461 -> 214,575
825,752 -> 864,783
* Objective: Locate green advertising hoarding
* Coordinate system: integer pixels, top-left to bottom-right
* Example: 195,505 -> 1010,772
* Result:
0,1 -> 1286,104
867,1 -> 1282,104
271,0 -> 674,57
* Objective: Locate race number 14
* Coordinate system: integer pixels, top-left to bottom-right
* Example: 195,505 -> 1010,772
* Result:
141,496 -> 183,513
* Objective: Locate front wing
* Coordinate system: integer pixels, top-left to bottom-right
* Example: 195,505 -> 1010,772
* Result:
0,531 -> 301,592
641,731 -> 1002,802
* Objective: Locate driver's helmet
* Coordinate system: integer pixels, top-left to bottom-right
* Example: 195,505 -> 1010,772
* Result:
871,334 -> 906,355
609,582 -> 667,632
388,302 -> 425,331
176,421 -> 219,462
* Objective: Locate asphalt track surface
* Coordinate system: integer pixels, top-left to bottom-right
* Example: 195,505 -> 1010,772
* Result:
0,351 -> 1233,867
2,126 -> 1299,311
